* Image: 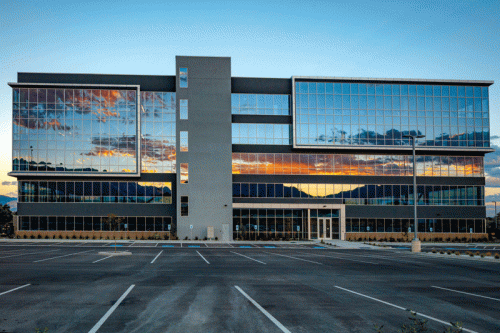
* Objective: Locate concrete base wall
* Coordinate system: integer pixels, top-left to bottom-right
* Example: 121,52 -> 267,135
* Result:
346,232 -> 488,242
14,231 -> 176,240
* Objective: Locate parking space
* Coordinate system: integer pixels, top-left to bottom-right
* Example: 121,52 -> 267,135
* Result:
0,242 -> 499,332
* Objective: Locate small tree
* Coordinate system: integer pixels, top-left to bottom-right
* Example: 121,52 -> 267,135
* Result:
102,214 -> 123,252
0,205 -> 14,237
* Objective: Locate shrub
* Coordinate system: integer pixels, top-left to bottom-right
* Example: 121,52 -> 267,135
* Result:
72,235 -> 76,239
215,236 -> 218,240
495,253 -> 500,259
485,252 -> 492,256
66,235 -> 70,239
480,253 -> 485,258
58,235 -> 63,239
45,235 -> 49,240
465,251 -> 471,255
455,251 -> 460,256
37,234 -> 42,239
194,236 -> 198,240
474,251 -> 480,256
469,253 -> 474,257
30,235 -> 35,239
439,251 -> 444,254
431,249 -> 437,253
184,236 -> 188,240
446,250 -> 452,255
120,236 -> 123,240
92,235 -> 96,240
203,237 -> 207,241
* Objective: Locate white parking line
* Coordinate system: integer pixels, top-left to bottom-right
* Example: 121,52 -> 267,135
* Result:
196,250 -> 210,264
93,255 -> 114,263
432,286 -> 500,302
33,249 -> 95,263
235,286 -> 291,333
231,251 -> 266,264
266,252 -> 323,265
128,241 -> 136,247
204,243 -> 209,247
150,250 -> 163,264
306,253 -> 378,265
0,249 -> 60,259
0,284 -> 31,297
334,286 -> 478,333
88,284 -> 135,333
155,243 -> 159,247
226,243 -> 234,248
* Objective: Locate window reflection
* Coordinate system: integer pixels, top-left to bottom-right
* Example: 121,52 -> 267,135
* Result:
232,182 -> 484,206
232,153 -> 483,177
12,88 -> 138,173
232,94 -> 290,115
232,123 -> 291,145
140,92 -> 176,173
295,82 -> 489,148
18,181 -> 172,204
18,215 -> 173,232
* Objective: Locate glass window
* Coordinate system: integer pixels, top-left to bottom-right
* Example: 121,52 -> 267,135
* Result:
181,196 -> 189,216
180,163 -> 188,184
180,131 -> 188,152
180,99 -> 188,119
179,68 -> 188,88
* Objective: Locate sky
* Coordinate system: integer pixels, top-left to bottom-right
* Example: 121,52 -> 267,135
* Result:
0,0 -> 499,214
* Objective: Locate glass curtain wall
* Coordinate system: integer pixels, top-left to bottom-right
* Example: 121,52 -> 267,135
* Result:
12,88 -> 137,173
232,153 -> 483,177
295,82 -> 489,148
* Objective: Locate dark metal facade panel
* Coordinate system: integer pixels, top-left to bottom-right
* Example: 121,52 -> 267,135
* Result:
233,198 -> 344,205
231,77 -> 292,94
231,115 -> 292,124
347,206 -> 486,218
17,73 -> 176,92
14,173 -> 177,182
232,175 -> 485,186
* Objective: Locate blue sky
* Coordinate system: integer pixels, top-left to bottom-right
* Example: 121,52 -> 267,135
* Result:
1,0 -> 499,214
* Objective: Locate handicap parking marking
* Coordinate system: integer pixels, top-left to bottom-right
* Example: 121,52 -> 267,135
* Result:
188,245 -> 201,248
314,246 -> 326,249
263,246 -> 276,248
162,245 -> 175,248
108,244 -> 124,247
239,246 -> 253,248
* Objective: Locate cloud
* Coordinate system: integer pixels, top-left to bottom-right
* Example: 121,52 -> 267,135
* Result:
1,181 -> 17,186
83,135 -> 176,162
13,118 -> 71,131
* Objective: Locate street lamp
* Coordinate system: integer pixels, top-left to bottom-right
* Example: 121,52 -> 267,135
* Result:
403,134 -> 425,253
493,201 -> 498,229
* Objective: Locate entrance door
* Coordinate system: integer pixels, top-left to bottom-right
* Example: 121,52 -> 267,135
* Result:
318,218 -> 332,240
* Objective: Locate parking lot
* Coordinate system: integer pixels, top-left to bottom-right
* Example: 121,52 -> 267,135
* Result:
0,241 -> 499,332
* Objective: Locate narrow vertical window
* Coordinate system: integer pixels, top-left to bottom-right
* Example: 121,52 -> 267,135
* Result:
180,99 -> 188,119
181,196 -> 189,216
180,163 -> 188,184
180,131 -> 188,152
179,68 -> 188,88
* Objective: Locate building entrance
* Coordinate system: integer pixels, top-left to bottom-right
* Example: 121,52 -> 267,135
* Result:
318,218 -> 331,240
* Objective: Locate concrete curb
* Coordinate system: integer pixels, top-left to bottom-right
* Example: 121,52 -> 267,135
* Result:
417,251 -> 500,263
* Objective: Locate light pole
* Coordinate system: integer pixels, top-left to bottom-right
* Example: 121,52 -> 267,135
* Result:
494,201 -> 498,229
403,134 -> 425,252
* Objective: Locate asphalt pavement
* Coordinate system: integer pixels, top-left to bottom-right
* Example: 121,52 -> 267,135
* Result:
0,240 -> 499,333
